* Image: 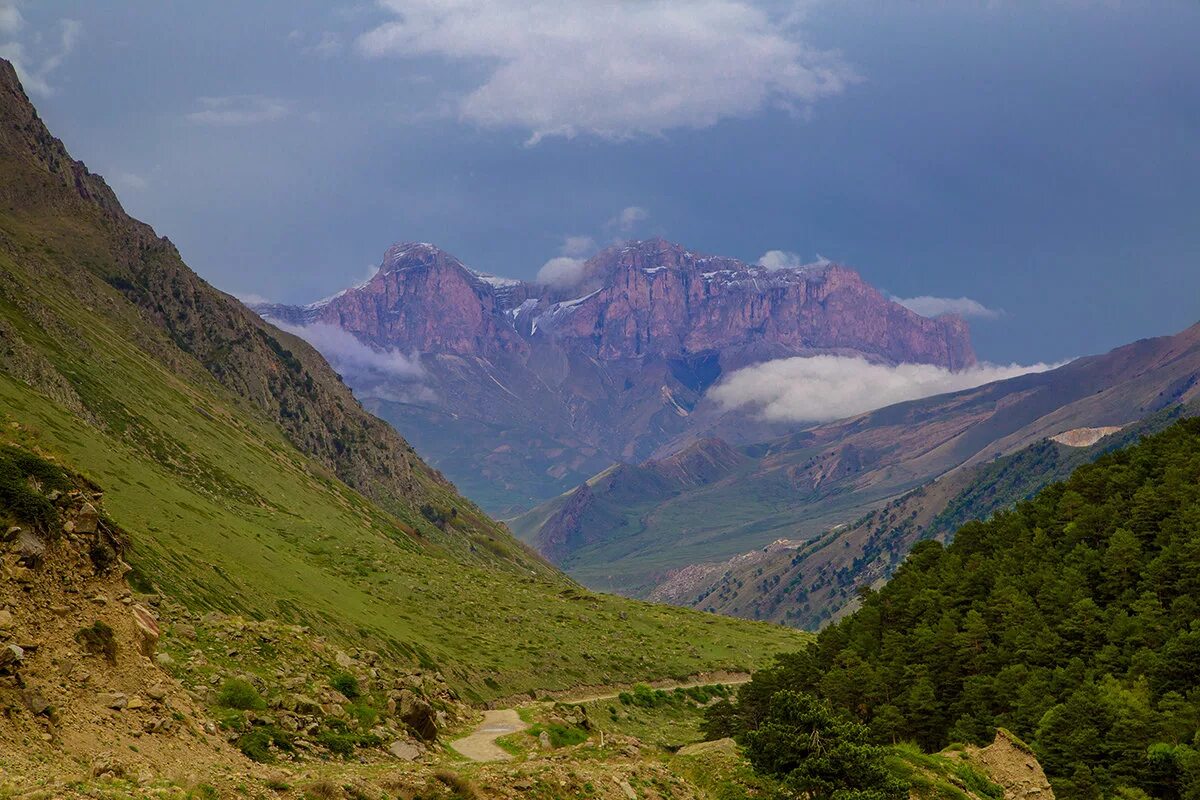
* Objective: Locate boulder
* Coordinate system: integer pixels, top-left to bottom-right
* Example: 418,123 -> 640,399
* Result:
20,687 -> 50,715
389,740 -> 422,761
0,643 -> 23,671
97,692 -> 128,710
0,609 -> 13,630
76,502 -> 100,534
131,604 -> 160,657
90,753 -> 125,779
289,694 -> 323,715
14,531 -> 45,566
398,689 -> 438,741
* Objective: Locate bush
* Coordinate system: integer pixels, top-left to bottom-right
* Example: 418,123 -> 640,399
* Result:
236,726 -> 294,763
0,446 -> 70,531
742,691 -> 908,800
75,621 -> 117,663
620,683 -> 671,709
217,678 -> 266,711
529,722 -> 588,748
330,671 -> 360,699
315,719 -> 381,758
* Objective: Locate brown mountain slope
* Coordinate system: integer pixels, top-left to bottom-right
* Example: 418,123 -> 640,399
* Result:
514,322 -> 1200,600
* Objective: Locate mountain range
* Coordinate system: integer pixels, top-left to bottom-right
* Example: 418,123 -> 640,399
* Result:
257,239 -> 976,514
513,321 -> 1200,612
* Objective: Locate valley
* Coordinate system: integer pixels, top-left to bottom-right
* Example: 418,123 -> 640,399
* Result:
2,2 -> 1198,794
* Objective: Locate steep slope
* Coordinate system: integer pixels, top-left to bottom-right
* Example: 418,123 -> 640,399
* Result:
723,418 -> 1200,799
516,322 -> 1200,598
661,400 -> 1198,628
259,239 -> 975,514
0,59 -> 805,702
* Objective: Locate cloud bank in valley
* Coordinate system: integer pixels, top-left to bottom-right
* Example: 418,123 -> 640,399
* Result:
710,355 -> 1062,423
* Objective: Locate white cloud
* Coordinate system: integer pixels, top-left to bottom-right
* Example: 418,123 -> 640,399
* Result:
234,292 -> 272,306
1,16 -> 81,96
609,206 -> 649,233
891,295 -> 1003,320
536,256 -> 588,288
187,96 -> 291,127
561,235 -> 596,258
756,249 -> 803,270
111,171 -> 149,191
357,1 -> 858,143
0,2 -> 23,35
756,249 -> 830,270
268,320 -> 425,382
709,355 -> 1061,423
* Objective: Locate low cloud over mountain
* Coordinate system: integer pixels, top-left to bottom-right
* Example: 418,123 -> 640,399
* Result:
710,355 -> 1060,422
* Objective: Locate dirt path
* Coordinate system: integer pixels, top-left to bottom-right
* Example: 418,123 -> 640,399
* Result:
449,709 -> 528,762
450,674 -> 752,762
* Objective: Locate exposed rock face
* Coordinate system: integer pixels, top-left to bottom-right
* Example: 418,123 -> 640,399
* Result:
258,239 -> 975,515
966,729 -> 1055,800
534,481 -> 599,564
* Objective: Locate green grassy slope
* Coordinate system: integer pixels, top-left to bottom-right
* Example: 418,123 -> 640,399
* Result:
0,60 -> 805,701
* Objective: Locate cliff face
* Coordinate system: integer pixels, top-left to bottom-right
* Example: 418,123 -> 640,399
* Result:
534,240 -> 974,369
257,238 -> 975,514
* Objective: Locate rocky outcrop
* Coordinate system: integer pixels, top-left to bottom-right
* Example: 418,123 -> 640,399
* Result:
534,481 -> 599,564
965,729 -> 1055,800
258,238 -> 976,515
530,239 -> 975,369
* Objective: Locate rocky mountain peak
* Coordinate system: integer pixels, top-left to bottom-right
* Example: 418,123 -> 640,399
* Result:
380,241 -> 463,274
255,235 -> 977,511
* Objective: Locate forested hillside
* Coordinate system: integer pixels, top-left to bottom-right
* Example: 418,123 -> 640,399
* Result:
715,419 -> 1200,799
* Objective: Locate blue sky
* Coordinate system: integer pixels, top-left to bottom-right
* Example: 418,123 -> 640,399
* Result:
4,1 -> 1198,364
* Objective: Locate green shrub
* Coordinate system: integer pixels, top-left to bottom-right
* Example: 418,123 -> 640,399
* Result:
330,671 -> 360,699
529,722 -> 588,748
217,678 -> 266,711
237,724 -> 294,762
0,446 -> 71,531
74,621 -> 117,663
315,719 -> 381,757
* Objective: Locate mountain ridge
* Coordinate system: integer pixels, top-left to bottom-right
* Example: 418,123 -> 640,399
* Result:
257,237 -> 977,513
513,321 -> 1200,600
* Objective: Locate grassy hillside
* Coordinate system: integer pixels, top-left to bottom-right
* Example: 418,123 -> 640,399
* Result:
0,59 -> 805,702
